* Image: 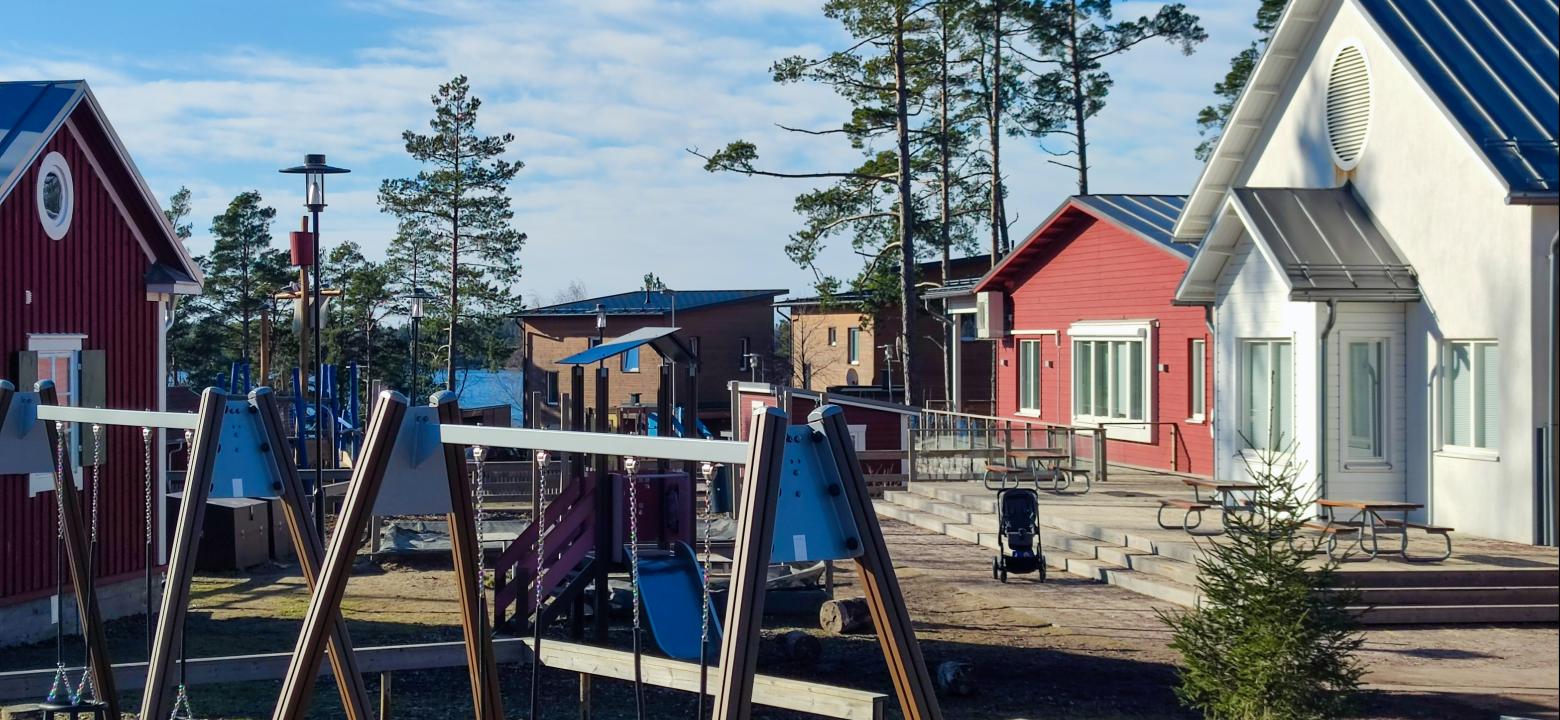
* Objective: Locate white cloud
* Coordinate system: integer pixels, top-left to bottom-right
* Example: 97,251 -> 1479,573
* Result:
4,0 -> 1261,302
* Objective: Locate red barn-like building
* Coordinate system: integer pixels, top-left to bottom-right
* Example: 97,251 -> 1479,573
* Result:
1,81 -> 202,643
974,195 -> 1213,476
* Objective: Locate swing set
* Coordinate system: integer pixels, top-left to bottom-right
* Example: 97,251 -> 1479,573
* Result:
1,376 -> 943,720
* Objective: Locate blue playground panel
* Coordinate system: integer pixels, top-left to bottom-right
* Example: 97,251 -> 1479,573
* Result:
637,542 -> 723,662
769,408 -> 862,564
207,397 -> 278,498
645,409 -> 713,439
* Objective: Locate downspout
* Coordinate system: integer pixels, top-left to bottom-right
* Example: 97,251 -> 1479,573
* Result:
1547,232 -> 1558,545
1317,300 -> 1339,502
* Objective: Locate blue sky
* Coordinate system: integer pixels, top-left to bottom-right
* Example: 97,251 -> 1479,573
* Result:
3,0 -> 1261,305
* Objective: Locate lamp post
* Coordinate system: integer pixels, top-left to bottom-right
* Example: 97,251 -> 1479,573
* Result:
408,287 -> 435,400
280,153 -> 349,539
595,302 -> 607,354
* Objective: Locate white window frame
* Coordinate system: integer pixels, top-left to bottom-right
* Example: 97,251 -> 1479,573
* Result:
1069,321 -> 1153,443
1189,338 -> 1207,423
544,370 -> 560,406
1237,338 -> 1294,453
1017,339 -> 1042,416
620,345 -> 640,373
1439,339 -> 1500,460
847,328 -> 861,365
28,334 -> 86,495
827,327 -> 837,346
36,151 -> 75,241
1341,334 -> 1390,468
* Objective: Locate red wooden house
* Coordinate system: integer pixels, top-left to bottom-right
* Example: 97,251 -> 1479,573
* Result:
974,195 -> 1213,476
1,81 -> 202,644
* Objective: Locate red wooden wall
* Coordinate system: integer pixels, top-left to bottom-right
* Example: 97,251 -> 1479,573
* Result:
1,110 -> 163,605
991,213 -> 1214,476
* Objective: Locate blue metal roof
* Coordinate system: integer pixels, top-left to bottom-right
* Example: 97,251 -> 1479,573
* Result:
0,81 -> 86,205
1072,194 -> 1193,257
1359,0 -> 1558,196
519,289 -> 786,317
558,327 -> 694,365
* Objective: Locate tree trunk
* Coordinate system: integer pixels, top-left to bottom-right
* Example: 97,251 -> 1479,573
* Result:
989,1 -> 1005,260
447,137 -> 462,392
819,597 -> 873,635
893,5 -> 918,407
939,12 -> 955,412
1069,2 -> 1090,196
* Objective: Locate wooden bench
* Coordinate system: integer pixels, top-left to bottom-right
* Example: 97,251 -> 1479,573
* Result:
1380,518 -> 1455,561
1299,521 -> 1363,560
1157,498 -> 1221,536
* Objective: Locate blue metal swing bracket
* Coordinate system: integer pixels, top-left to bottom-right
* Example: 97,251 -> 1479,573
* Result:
373,406 -> 453,516
208,397 -> 283,498
0,382 -> 54,475
769,405 -> 863,563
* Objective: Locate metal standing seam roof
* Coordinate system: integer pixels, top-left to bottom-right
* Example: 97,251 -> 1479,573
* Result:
0,81 -> 86,206
1071,194 -> 1194,257
1358,0 -> 1559,198
518,289 -> 786,317
1232,186 -> 1419,302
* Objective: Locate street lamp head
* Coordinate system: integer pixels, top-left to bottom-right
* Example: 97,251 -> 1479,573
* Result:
279,153 -> 350,211
595,303 -> 607,331
408,286 -> 435,319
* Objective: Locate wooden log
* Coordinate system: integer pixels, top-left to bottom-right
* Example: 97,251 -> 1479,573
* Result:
935,661 -> 976,697
820,598 -> 875,635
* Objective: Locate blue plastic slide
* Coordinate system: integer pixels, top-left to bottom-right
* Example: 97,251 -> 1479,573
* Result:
636,541 -> 723,662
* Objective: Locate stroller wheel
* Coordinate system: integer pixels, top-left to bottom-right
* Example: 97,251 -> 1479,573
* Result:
998,563 -> 1008,583
991,556 -> 1000,580
1037,556 -> 1047,582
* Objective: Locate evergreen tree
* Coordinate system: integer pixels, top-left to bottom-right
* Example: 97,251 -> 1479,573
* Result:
163,186 -> 194,247
695,0 -> 931,405
379,75 -> 527,390
161,186 -> 217,387
1194,0 -> 1287,160
1016,0 -> 1205,194
324,241 -> 403,394
206,191 -> 290,374
1160,445 -> 1364,719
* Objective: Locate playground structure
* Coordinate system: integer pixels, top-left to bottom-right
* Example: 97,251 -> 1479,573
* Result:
0,373 -> 944,720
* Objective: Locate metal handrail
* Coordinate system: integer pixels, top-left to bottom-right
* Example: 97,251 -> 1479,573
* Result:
36,404 -> 199,430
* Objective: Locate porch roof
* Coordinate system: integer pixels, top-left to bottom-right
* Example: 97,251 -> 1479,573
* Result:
1237,186 -> 1419,303
556,326 -> 695,365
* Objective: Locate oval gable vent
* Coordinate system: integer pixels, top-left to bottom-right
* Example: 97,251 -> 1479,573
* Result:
1326,44 -> 1371,169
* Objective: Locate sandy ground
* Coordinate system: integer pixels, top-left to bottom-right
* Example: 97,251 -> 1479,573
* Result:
2,518 -> 1555,718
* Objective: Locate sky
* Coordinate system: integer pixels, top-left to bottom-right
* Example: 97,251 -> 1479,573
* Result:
3,0 -> 1261,307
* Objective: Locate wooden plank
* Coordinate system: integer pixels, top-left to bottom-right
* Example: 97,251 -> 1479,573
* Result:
816,405 -> 944,720
273,390 -> 407,720
140,387 -> 226,720
36,381 -> 120,718
713,406 -> 789,720
252,387 -> 374,720
436,391 -> 504,720
0,638 -> 887,719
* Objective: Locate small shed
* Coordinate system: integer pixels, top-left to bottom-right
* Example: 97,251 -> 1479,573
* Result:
729,381 -> 915,495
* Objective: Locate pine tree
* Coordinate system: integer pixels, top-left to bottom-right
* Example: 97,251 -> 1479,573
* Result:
1016,0 -> 1205,194
206,191 -> 290,376
1160,445 -> 1364,720
695,0 -> 933,405
324,241 -> 403,394
1194,0 -> 1287,160
379,75 -> 527,390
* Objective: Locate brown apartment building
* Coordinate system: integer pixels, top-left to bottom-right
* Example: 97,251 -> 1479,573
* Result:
517,289 -> 784,435
777,255 -> 995,413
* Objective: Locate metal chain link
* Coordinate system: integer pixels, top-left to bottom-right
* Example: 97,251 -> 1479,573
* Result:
143,428 -> 153,548
169,682 -> 195,720
89,425 -> 101,545
472,446 -> 488,588
699,462 -> 715,649
625,457 -> 641,636
533,450 -> 550,616
55,422 -> 66,540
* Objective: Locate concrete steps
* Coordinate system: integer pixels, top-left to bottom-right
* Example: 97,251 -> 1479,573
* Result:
878,483 -> 1560,625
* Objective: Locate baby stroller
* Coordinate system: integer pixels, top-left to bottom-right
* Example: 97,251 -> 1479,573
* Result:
990,487 -> 1046,583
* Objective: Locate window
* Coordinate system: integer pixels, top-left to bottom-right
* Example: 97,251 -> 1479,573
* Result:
1443,340 -> 1499,451
621,346 -> 640,372
1239,340 -> 1293,450
1017,340 -> 1042,414
1345,339 -> 1386,462
738,337 -> 751,370
30,349 -> 80,494
36,151 -> 74,240
827,327 -> 838,346
847,328 -> 861,364
1189,339 -> 1207,421
1072,340 -> 1145,420
958,315 -> 977,342
588,337 -> 602,348
544,370 -> 560,405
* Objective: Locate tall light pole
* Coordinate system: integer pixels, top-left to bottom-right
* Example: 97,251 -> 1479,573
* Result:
408,287 -> 434,400
281,154 -> 349,539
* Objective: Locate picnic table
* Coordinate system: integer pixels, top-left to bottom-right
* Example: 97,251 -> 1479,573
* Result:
1156,478 -> 1260,535
1311,499 -> 1453,561
1007,447 -> 1089,494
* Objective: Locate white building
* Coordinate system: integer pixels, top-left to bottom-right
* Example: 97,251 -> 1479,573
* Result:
1173,0 -> 1557,544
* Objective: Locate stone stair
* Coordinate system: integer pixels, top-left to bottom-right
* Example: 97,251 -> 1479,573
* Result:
877,482 -> 1560,625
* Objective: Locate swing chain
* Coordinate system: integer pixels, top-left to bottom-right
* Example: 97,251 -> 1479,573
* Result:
533,449 -> 550,616
90,425 -> 102,545
143,428 -> 153,548
699,462 -> 715,650
169,682 -> 196,720
46,663 -> 69,703
624,456 -> 641,637
55,422 -> 67,539
472,445 -> 488,588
